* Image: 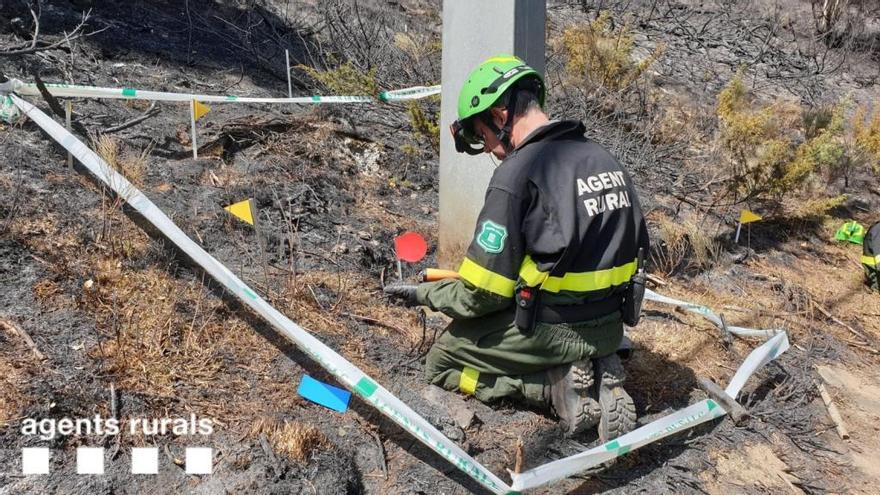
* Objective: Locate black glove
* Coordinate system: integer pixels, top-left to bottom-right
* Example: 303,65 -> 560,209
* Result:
383,283 -> 419,306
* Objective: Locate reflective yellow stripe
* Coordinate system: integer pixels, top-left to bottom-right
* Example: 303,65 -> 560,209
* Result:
518,256 -> 549,286
458,257 -> 516,297
459,367 -> 479,395
519,256 -> 638,294
863,254 -> 880,267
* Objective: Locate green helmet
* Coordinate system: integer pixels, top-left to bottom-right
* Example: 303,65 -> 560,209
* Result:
451,55 -> 545,155
457,55 -> 545,120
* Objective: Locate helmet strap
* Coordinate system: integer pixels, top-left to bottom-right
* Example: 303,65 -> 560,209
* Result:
492,88 -> 519,154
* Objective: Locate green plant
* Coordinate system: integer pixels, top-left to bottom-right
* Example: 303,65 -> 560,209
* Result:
297,59 -> 379,97
406,99 -> 439,152
558,11 -> 665,93
716,70 -> 853,205
790,194 -> 848,220
852,104 -> 880,173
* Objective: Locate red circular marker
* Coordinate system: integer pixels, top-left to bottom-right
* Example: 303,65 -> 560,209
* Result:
394,231 -> 428,263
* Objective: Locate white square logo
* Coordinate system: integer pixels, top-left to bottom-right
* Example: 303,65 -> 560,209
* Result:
76,447 -> 105,475
185,447 -> 212,474
131,447 -> 159,474
22,448 -> 50,475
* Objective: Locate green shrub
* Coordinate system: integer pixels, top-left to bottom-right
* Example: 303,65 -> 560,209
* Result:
406,98 -> 439,153
852,104 -> 880,173
297,60 -> 379,97
715,70 -> 851,215
557,10 -> 664,93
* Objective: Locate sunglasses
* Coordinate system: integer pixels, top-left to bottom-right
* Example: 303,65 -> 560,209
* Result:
450,119 -> 484,155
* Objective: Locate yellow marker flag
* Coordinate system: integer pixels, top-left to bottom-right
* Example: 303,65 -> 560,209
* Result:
224,199 -> 255,225
739,209 -> 762,224
193,100 -> 211,120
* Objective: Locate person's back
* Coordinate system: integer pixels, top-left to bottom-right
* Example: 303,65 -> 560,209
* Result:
493,122 -> 647,307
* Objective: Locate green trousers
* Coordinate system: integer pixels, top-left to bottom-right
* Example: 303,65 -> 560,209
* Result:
424,309 -> 624,407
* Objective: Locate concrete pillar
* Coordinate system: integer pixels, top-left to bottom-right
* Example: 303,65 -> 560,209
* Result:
438,0 -> 546,267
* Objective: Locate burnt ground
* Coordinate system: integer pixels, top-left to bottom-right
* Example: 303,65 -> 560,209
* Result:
2,0 -> 880,494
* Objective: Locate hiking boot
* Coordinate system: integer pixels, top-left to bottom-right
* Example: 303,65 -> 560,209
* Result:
594,353 -> 637,442
546,360 -> 602,437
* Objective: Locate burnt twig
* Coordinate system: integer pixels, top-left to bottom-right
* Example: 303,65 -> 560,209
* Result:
0,10 -> 107,57
103,101 -> 160,134
0,317 -> 46,360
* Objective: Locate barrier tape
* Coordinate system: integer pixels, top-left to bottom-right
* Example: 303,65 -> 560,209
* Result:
8,94 -> 511,494
0,79 -> 440,105
510,331 -> 789,491
0,94 -> 17,124
9,93 -> 790,493
645,289 -> 780,339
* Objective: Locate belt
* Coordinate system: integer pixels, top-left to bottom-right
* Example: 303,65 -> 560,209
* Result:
537,294 -> 623,323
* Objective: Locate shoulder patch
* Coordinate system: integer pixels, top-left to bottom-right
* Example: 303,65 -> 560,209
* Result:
476,220 -> 507,254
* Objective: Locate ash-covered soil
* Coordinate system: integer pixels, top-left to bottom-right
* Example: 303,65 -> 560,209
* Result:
2,1 -> 880,494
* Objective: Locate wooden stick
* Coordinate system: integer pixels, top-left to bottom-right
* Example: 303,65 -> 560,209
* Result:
698,377 -> 748,424
811,298 -> 871,342
0,318 -> 46,360
422,268 -> 460,282
646,273 -> 667,287
815,380 -> 849,439
342,312 -> 410,337
841,340 -> 880,355
777,472 -> 805,495
103,101 -> 159,134
514,436 -> 525,474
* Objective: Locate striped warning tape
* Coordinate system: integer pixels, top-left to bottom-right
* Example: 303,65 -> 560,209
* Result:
645,289 -> 780,339
8,93 -> 511,495
8,93 -> 791,493
509,331 -> 789,490
0,78 -> 440,104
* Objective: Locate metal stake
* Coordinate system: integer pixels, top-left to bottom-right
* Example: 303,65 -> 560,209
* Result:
189,100 -> 198,160
286,49 -> 293,99
65,101 -> 73,168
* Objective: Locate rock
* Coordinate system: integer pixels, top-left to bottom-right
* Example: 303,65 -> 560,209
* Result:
421,385 -> 478,429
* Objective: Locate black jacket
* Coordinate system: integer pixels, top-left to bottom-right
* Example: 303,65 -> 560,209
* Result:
418,120 -> 650,318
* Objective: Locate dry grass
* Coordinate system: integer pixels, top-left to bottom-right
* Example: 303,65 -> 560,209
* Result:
627,275 -> 797,405
649,213 -> 722,276
687,222 -> 723,270
0,325 -> 36,428
703,442 -> 800,494
10,215 -> 81,255
268,268 -> 422,380
352,175 -> 430,233
32,278 -> 65,304
82,256 -> 270,398
650,214 -> 689,276
651,94 -> 709,148
250,417 -> 331,462
0,358 -> 28,427
628,316 -> 728,406
93,134 -> 149,191
747,241 -> 880,342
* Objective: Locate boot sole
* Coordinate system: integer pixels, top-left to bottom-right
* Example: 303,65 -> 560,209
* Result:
566,360 -> 601,436
597,385 -> 636,443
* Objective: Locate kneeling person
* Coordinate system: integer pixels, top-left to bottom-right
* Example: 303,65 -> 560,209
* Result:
385,55 -> 650,441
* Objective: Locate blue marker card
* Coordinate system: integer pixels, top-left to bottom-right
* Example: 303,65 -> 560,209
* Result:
297,375 -> 352,413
